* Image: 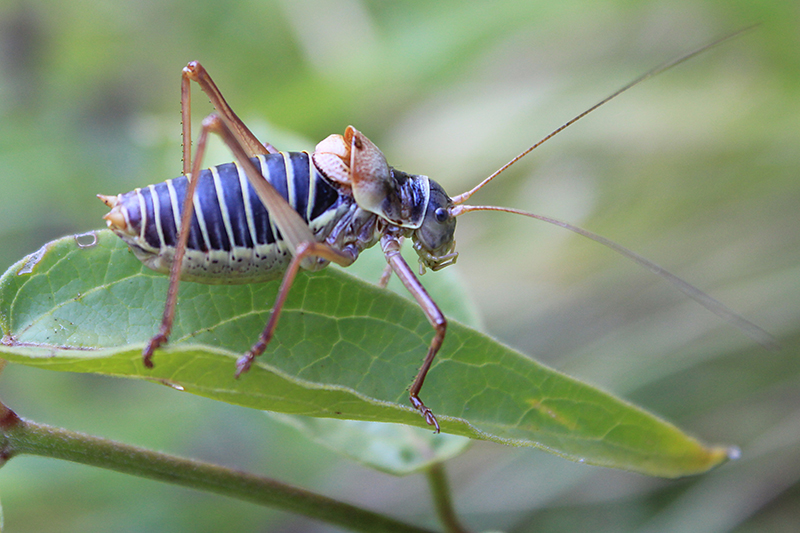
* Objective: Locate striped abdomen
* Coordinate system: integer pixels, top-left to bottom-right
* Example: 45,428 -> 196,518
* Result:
102,152 -> 360,283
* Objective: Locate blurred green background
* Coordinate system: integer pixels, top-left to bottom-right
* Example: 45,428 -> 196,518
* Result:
1,0 -> 798,532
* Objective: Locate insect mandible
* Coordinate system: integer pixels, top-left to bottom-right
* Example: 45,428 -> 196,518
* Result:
98,29 -> 775,433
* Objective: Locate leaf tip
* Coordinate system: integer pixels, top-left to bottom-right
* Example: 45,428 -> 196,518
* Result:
698,443 -> 739,473
725,445 -> 742,461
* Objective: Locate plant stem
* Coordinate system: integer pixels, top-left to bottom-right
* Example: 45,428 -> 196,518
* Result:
427,462 -> 471,533
0,405 -> 436,533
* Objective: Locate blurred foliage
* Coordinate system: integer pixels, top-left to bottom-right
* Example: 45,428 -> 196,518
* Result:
0,0 -> 798,532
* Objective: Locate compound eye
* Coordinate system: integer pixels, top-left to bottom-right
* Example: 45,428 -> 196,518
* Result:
434,207 -> 448,223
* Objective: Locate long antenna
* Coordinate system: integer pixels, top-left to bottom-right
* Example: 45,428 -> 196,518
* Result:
450,205 -> 779,350
449,26 -> 778,350
451,25 -> 758,206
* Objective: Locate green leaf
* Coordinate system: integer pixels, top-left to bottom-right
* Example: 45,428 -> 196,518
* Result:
0,231 -> 732,477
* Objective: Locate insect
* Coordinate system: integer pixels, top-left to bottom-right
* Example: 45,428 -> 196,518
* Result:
98,29 -> 774,433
